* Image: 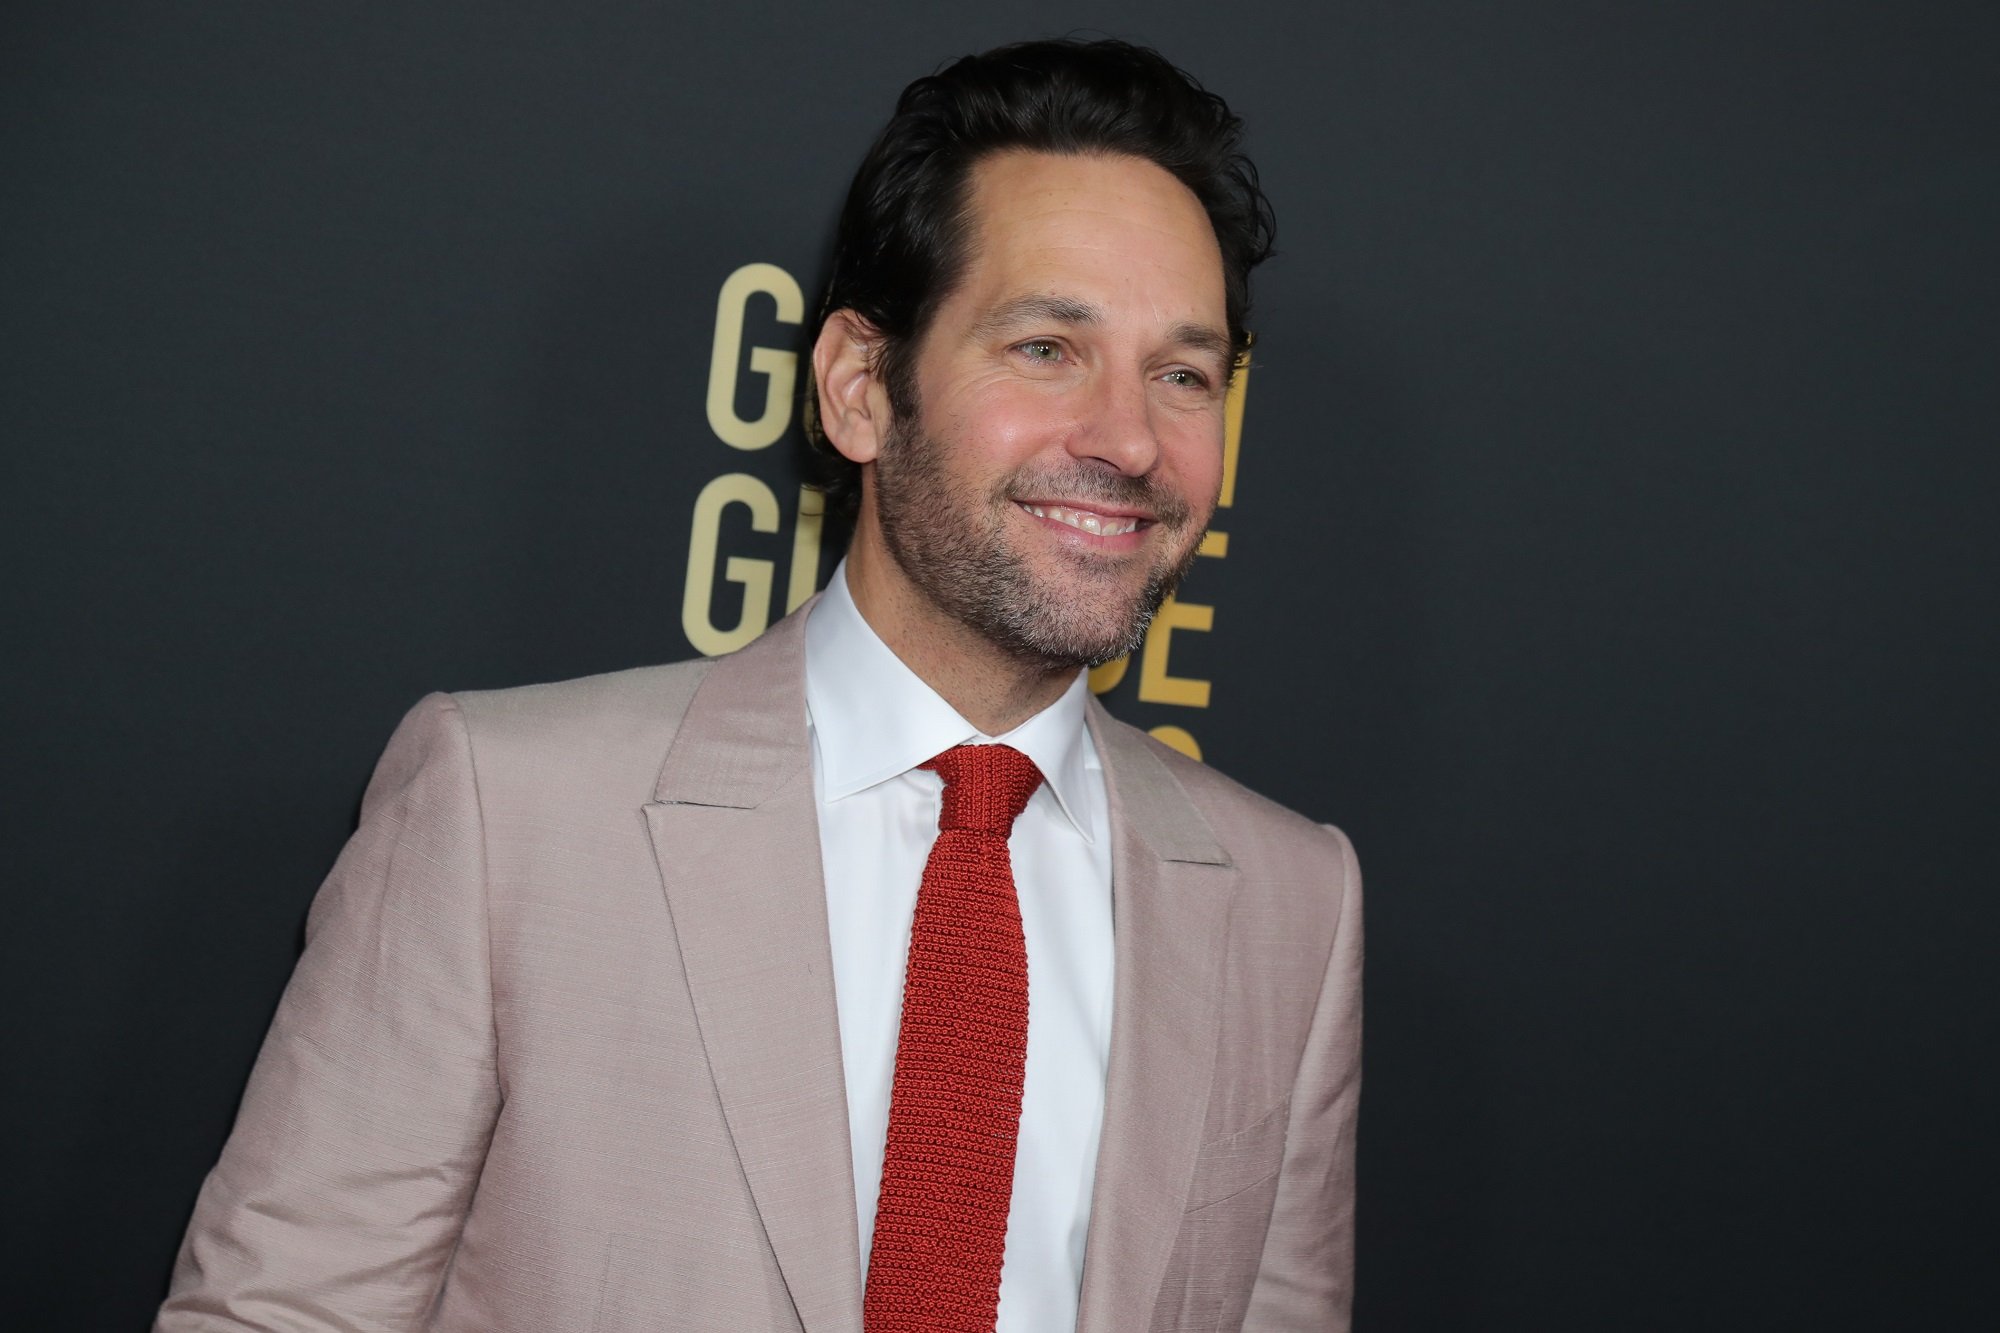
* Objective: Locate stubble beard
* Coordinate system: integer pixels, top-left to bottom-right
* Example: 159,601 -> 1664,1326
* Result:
871,412 -> 1209,671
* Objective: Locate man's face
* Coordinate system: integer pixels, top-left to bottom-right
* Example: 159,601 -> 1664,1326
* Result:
869,149 -> 1233,669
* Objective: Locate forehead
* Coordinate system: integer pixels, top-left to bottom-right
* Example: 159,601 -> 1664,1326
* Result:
950,149 -> 1228,327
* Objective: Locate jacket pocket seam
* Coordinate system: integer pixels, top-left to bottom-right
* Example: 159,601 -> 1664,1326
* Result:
1183,1095 -> 1291,1213
1183,1161 -> 1285,1216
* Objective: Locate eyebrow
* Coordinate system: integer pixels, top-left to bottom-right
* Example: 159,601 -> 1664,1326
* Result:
1166,321 -> 1236,368
969,293 -> 1101,341
970,294 -> 1235,368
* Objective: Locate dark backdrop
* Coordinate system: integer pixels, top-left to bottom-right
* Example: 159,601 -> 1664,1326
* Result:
4,3 -> 1995,1328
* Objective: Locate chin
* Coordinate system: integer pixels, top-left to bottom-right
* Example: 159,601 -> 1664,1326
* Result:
987,571 -> 1173,670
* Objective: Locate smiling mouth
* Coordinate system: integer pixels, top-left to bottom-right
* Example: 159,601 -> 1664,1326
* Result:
1017,502 -> 1146,537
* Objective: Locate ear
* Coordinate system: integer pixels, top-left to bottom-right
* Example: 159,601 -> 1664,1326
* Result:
812,309 -> 893,465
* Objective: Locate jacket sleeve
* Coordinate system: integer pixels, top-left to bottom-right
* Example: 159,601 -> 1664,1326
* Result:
157,693 -> 501,1331
1242,825 -> 1364,1331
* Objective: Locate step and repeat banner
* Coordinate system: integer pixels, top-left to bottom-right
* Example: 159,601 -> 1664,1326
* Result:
4,3 -> 1992,1328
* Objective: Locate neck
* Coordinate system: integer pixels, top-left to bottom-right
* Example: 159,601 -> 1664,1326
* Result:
842,535 -> 1080,737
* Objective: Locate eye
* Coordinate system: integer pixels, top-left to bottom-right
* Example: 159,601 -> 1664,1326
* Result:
1016,338 -> 1065,363
1160,367 -> 1211,390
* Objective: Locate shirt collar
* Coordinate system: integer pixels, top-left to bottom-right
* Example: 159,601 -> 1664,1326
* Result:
803,559 -> 1097,841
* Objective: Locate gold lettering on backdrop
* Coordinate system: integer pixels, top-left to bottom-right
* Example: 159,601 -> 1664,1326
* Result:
684,265 -> 827,653
1088,355 -> 1250,758
705,262 -> 804,450
682,472 -> 780,655
1138,596 -> 1214,708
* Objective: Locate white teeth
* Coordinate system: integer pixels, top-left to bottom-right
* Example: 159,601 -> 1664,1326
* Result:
1023,503 -> 1138,536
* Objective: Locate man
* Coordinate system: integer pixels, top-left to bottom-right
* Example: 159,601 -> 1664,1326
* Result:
159,38 -> 1361,1333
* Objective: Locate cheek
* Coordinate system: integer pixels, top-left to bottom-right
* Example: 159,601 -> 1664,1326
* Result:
1161,420 -> 1227,507
949,381 -> 1078,467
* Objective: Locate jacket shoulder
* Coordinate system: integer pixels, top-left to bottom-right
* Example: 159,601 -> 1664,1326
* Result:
452,658 -> 716,726
441,659 -> 720,797
1105,713 -> 1354,864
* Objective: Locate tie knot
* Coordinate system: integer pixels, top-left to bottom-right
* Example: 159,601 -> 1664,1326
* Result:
921,743 -> 1045,836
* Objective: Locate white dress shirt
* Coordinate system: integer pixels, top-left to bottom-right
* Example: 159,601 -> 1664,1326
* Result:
803,561 -> 1115,1332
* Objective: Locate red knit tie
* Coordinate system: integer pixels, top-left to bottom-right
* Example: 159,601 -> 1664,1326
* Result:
863,743 -> 1044,1333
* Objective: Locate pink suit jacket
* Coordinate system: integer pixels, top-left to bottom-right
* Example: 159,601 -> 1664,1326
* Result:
157,600 -> 1362,1332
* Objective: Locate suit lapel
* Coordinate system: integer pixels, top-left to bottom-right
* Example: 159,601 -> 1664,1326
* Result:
1076,705 -> 1237,1333
642,600 -> 864,1333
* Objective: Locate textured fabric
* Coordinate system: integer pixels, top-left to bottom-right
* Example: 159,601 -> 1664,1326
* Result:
156,598 -> 1363,1333
803,564 -> 1109,1333
864,744 -> 1043,1333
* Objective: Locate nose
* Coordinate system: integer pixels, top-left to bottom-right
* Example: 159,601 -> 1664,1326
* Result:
1067,369 -> 1161,477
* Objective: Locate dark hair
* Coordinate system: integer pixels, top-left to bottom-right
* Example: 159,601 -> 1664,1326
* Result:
805,38 -> 1277,520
